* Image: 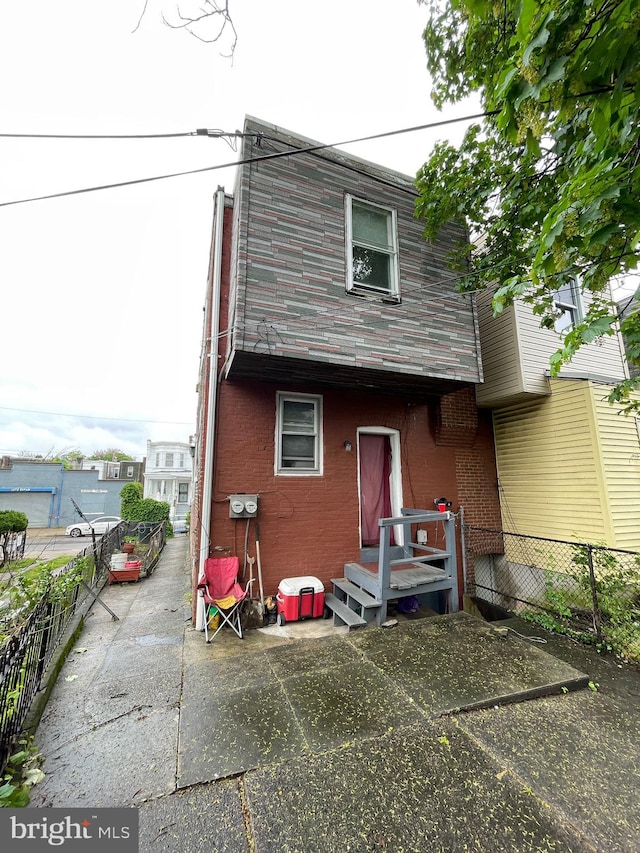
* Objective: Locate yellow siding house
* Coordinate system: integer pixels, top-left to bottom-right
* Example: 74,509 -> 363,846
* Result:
477,288 -> 640,550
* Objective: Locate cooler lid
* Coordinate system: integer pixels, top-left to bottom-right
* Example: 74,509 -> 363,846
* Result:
278,576 -> 324,595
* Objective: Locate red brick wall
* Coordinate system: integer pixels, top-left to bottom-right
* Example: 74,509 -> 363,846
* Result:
208,381 -> 500,597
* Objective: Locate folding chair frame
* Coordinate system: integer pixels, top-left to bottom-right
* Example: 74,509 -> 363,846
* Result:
199,579 -> 255,643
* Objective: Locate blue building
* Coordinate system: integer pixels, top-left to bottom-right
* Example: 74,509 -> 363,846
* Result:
0,458 -> 128,528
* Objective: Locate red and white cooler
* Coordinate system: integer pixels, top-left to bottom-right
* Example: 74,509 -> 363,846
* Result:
276,576 -> 325,625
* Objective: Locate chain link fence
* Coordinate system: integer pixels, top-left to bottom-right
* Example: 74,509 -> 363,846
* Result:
463,525 -> 640,664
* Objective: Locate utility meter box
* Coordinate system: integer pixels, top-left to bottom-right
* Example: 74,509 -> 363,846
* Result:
228,494 -> 259,518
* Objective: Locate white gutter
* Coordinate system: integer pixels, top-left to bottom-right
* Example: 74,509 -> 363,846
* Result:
195,186 -> 226,630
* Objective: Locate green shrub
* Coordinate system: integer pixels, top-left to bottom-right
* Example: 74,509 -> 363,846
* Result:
0,511 -> 28,568
120,482 -> 143,520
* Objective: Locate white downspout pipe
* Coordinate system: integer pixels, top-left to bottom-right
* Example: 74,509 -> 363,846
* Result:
195,186 -> 226,630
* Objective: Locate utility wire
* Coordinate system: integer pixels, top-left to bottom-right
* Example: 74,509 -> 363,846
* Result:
0,129 -> 249,140
0,405 -> 193,426
0,111 -> 494,209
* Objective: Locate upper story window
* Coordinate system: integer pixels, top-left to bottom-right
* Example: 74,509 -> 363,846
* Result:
179,453 -> 185,467
553,279 -> 582,333
345,195 -> 399,302
165,453 -> 174,467
276,393 -> 323,476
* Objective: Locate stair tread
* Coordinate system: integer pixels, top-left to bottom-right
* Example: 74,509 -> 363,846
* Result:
324,593 -> 367,627
331,578 -> 382,607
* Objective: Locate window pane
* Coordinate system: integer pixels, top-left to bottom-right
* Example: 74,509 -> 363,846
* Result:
554,308 -> 574,333
555,281 -> 577,307
352,203 -> 389,248
282,434 -> 314,460
352,246 -> 390,290
281,434 -> 315,468
283,401 -> 315,433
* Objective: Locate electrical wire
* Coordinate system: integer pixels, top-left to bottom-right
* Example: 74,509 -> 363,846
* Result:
0,129 -> 227,139
0,111 -> 494,209
0,405 -> 193,425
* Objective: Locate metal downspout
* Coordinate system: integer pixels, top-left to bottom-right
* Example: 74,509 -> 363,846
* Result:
195,186 -> 225,630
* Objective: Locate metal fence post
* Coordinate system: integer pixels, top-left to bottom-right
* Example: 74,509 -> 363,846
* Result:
587,544 -> 603,644
459,507 -> 468,593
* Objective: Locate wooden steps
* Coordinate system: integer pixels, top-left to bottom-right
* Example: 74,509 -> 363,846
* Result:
323,592 -> 367,630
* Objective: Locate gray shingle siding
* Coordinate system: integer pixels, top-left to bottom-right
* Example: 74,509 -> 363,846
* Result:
227,117 -> 482,387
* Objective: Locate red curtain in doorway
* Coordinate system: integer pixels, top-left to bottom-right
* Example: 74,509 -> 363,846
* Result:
359,434 -> 393,547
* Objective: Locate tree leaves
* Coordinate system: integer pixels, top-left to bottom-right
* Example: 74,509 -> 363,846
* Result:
416,0 -> 640,407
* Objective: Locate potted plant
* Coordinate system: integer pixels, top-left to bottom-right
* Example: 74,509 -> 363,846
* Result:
122,536 -> 136,555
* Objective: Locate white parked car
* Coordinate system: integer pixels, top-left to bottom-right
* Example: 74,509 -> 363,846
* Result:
65,516 -> 122,537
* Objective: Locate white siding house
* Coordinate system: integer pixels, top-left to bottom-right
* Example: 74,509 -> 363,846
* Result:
143,440 -> 193,528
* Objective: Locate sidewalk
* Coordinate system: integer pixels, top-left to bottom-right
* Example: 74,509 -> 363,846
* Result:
28,536 -> 640,852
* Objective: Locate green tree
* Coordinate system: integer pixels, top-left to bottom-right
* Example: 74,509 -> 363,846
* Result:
48,448 -> 84,469
416,0 -> 640,409
90,448 -> 134,461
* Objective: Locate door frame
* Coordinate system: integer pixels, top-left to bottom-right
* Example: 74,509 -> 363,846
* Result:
356,426 -> 404,547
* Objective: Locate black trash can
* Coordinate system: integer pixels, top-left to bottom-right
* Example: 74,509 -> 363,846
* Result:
136,522 -> 154,544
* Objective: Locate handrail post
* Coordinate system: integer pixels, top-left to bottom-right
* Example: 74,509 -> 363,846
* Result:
378,521 -> 392,594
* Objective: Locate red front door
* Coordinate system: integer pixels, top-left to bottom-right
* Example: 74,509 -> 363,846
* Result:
359,433 -> 393,547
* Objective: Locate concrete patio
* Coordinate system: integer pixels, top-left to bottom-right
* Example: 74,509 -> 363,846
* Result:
28,536 -> 640,852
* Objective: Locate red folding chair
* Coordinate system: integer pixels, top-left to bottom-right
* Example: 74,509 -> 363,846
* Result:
197,556 -> 254,642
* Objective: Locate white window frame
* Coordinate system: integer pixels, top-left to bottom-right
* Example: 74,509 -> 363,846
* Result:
345,194 -> 400,302
554,278 -> 582,333
275,392 -> 323,476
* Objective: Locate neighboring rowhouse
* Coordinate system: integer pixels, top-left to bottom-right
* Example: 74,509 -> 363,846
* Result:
143,440 -> 193,528
0,457 -> 127,527
476,282 -> 640,551
191,117 -> 501,610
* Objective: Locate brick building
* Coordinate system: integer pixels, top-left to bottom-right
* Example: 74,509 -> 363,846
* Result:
191,117 -> 501,615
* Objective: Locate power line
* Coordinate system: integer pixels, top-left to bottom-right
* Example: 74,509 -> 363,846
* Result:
0,405 -> 193,426
0,111 -> 494,209
0,128 -> 249,140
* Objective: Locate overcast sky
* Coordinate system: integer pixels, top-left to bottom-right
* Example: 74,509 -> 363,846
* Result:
0,0 -> 486,461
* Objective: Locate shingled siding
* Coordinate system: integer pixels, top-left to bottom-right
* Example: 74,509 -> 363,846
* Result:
225,118 -> 482,390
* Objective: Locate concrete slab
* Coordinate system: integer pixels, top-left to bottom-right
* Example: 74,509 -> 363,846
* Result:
178,612 -> 589,789
138,780 -> 249,853
30,705 -> 180,807
264,634 -> 361,678
460,691 -> 640,853
348,612 -> 589,715
178,680 -> 308,787
244,718 -> 591,853
283,660 -> 422,751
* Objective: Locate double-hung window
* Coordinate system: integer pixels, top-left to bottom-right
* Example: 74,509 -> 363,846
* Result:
346,195 -> 399,301
276,393 -> 322,475
553,279 -> 582,333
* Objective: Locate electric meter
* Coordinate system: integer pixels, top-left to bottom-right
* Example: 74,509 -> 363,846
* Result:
228,494 -> 259,518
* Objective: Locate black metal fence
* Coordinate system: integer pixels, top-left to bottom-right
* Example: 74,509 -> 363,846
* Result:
0,521 -> 166,775
463,526 -> 640,663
